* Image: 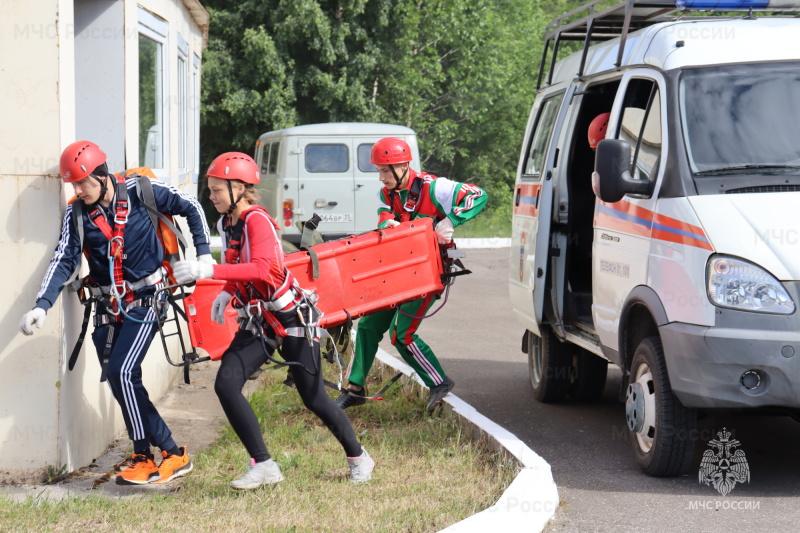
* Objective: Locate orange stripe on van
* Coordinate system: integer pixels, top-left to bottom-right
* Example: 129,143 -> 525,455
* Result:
514,184 -> 541,217
594,200 -> 714,251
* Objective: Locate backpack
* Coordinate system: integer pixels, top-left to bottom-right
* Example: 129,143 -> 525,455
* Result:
68,167 -> 187,287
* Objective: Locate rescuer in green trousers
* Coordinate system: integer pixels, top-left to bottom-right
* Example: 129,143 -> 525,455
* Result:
335,137 -> 487,412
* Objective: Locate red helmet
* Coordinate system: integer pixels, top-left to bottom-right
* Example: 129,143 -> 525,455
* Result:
60,141 -> 107,182
588,113 -> 611,149
370,137 -> 412,165
206,152 -> 260,184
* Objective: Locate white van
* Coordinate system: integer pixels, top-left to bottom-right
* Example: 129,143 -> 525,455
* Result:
254,122 -> 419,245
509,0 -> 800,477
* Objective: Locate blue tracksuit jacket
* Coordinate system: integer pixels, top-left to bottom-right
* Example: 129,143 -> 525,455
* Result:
35,175 -> 211,311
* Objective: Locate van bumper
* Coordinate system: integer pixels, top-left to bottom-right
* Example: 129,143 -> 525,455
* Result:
659,284 -> 800,409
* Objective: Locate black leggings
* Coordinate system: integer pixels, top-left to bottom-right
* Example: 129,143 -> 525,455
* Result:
215,327 -> 362,462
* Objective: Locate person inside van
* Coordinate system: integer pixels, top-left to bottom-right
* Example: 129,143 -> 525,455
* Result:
589,112 -> 611,194
588,112 -> 610,150
335,137 -> 487,413
173,152 -> 374,488
19,141 -> 211,485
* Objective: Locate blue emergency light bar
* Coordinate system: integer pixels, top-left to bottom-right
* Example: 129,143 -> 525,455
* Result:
677,0 -> 800,8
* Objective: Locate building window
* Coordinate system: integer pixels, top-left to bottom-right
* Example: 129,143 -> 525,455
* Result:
177,35 -> 188,173
192,54 -> 201,181
138,8 -> 168,171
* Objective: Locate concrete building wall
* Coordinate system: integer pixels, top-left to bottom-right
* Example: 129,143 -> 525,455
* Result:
0,0 -> 208,482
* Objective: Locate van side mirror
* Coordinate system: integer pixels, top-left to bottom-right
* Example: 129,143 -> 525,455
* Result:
593,139 -> 654,203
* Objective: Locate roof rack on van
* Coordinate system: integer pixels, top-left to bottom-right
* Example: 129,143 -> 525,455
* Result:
537,0 -> 800,89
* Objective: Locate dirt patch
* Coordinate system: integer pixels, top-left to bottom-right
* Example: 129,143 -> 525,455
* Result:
2,360 -> 266,501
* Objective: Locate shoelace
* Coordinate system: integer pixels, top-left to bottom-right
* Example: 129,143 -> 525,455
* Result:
129,454 -> 153,466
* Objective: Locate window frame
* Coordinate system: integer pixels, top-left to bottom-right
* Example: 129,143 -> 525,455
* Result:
304,143 -> 350,173
357,143 -> 378,173
137,8 -> 169,176
522,92 -> 565,181
191,53 -> 201,182
177,33 -> 189,178
268,142 -> 281,174
616,77 -> 663,184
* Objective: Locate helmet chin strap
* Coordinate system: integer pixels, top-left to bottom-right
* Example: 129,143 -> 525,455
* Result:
225,180 -> 247,216
390,164 -> 408,190
89,174 -> 110,207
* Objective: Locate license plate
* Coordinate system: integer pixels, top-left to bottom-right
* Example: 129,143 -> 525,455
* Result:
318,213 -> 353,223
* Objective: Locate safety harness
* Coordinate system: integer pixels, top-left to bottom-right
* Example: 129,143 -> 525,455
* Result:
67,174 -> 180,380
387,173 -> 424,223
223,207 -> 337,380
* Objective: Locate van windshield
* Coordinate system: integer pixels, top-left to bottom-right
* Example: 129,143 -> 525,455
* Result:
679,62 -> 800,175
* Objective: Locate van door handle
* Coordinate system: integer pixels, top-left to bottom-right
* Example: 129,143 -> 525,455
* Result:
356,183 -> 364,189
328,201 -> 338,207
515,187 -> 521,207
535,189 -> 541,209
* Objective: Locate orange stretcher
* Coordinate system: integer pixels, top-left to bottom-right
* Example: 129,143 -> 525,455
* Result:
182,279 -> 240,361
285,218 -> 444,328
179,218 -> 444,366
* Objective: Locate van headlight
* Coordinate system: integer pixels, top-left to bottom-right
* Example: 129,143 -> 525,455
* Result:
706,256 -> 795,314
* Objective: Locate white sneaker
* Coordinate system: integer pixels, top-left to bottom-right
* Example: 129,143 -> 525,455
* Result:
230,458 -> 285,490
348,448 -> 375,484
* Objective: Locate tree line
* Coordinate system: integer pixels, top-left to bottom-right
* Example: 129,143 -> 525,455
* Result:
200,0 -> 577,232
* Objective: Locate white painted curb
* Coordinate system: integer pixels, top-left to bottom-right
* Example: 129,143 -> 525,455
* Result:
452,237 -> 511,249
209,236 -> 511,251
374,349 -> 559,533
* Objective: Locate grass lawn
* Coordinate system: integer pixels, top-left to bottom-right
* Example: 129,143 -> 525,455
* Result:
0,367 -> 519,533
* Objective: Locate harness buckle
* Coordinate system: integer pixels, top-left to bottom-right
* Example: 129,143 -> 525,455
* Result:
114,201 -> 129,225
108,235 -> 125,259
245,300 -> 262,319
77,286 -> 92,306
106,298 -> 121,317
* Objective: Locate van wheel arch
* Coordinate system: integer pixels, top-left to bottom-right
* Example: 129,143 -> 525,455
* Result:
619,286 -> 668,374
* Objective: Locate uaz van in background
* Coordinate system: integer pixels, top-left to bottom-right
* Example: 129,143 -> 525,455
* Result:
254,122 -> 419,245
509,0 -> 800,477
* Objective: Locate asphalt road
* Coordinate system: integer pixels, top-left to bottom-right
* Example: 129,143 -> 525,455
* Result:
400,248 -> 800,533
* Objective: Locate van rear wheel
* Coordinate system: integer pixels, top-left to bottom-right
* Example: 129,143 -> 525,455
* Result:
626,336 -> 696,477
528,326 -> 572,403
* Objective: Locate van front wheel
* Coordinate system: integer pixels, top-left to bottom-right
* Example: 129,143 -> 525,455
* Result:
528,326 -> 571,403
626,336 -> 696,477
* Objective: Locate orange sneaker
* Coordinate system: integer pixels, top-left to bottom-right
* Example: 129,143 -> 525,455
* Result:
115,454 -> 160,485
153,446 -> 193,484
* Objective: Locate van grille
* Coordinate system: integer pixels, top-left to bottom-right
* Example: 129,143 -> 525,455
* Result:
725,185 -> 800,194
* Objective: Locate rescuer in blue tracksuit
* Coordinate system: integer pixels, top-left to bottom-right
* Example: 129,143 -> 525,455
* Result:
18,141 -> 212,485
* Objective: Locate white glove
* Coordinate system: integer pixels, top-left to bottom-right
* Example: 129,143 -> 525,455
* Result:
211,291 -> 233,326
383,220 -> 400,228
173,260 -> 214,285
19,308 -> 47,336
435,218 -> 455,244
198,254 -> 217,265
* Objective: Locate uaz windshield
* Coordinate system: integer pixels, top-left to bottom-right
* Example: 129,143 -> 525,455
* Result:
679,62 -> 800,175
